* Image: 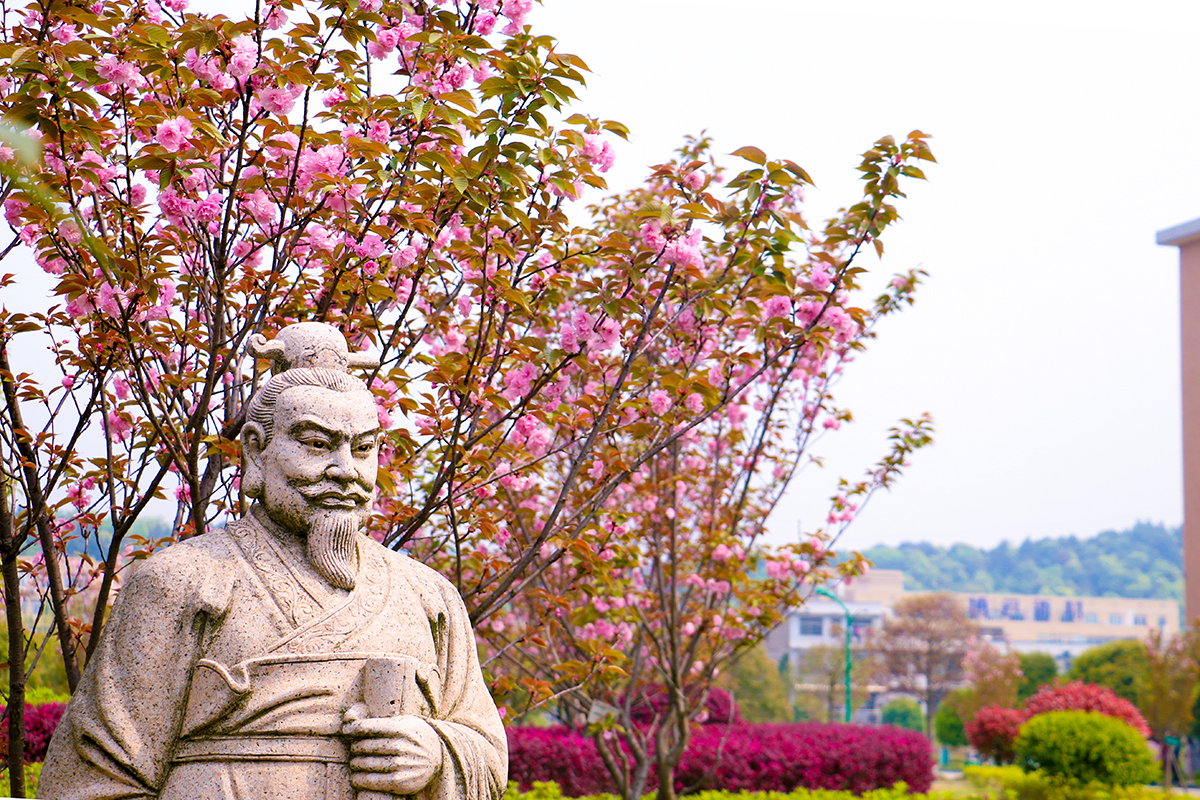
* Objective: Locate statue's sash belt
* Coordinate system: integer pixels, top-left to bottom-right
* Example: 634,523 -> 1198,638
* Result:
173,735 -> 349,763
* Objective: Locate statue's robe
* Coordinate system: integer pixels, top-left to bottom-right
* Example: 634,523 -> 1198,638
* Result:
41,511 -> 507,800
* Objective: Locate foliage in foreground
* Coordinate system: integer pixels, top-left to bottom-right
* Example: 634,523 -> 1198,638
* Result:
0,761 -> 39,797
506,780 -> 950,800
964,766 -> 1167,800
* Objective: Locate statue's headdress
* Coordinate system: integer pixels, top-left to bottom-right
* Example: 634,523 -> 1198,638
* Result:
247,322 -> 379,375
243,323 -> 381,450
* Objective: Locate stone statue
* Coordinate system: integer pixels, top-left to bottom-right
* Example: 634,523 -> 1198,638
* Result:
41,322 -> 508,800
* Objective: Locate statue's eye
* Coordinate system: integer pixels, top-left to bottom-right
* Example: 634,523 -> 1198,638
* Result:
300,435 -> 330,450
354,439 -> 377,456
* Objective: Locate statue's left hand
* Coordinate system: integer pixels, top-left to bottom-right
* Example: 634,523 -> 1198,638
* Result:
343,704 -> 443,795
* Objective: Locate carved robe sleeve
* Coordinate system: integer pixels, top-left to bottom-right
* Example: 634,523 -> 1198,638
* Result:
39,543 -> 234,800
423,575 -> 508,800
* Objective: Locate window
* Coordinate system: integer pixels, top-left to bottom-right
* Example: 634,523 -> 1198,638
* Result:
1134,614 -> 1147,626
1034,600 -> 1050,622
1109,613 -> 1123,625
1061,601 -> 1082,623
1159,616 -> 1168,627
799,617 -> 823,636
969,596 -> 989,620
1001,598 -> 1023,620
1084,613 -> 1098,624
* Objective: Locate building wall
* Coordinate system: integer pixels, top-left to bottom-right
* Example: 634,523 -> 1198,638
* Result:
843,570 -> 1176,631
1158,218 -> 1200,622
1181,235 -> 1200,622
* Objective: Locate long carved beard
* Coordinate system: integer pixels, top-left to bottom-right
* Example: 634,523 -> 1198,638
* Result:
307,511 -> 360,590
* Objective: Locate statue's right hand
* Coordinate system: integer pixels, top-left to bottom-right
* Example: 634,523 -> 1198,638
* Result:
343,708 -> 442,796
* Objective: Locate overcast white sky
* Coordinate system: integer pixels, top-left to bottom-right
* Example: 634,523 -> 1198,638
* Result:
530,0 -> 1200,552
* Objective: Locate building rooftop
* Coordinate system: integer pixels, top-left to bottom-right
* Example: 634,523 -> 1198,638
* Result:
1157,216 -> 1200,246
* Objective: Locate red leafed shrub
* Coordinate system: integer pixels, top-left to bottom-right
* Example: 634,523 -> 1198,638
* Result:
506,726 -> 614,797
0,703 -> 67,763
507,722 -> 934,796
965,705 -> 1026,764
676,723 -> 933,795
1023,681 -> 1150,738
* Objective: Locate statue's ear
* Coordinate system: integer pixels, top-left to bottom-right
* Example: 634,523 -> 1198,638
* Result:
242,423 -> 266,499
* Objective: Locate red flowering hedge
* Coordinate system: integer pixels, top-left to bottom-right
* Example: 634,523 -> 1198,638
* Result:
0,703 -> 66,763
1023,682 -> 1150,737
507,723 -> 934,796
965,681 -> 1151,764
964,706 -> 1025,764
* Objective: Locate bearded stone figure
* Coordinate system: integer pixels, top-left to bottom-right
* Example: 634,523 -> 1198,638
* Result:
41,322 -> 508,800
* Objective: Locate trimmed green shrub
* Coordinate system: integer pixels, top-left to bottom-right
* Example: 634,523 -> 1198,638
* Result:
933,697 -> 967,747
1014,711 -> 1157,787
882,698 -> 924,732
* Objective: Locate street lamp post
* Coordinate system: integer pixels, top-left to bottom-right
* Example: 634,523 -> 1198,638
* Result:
816,587 -> 852,723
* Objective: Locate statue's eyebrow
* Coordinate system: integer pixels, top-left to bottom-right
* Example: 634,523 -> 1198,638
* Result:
287,417 -> 381,444
352,428 -> 382,444
287,418 -> 340,439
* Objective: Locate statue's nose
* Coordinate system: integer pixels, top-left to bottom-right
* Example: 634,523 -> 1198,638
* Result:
325,443 -> 356,479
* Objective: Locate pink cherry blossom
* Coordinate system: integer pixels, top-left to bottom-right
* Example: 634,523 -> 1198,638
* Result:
661,229 -> 704,270
240,189 -> 278,226
155,116 -> 193,153
257,84 -> 300,116
106,410 -> 133,441
762,294 -> 792,321
52,23 -> 78,43
811,262 -> 833,291
649,390 -> 671,415
227,35 -> 258,77
95,56 -> 137,86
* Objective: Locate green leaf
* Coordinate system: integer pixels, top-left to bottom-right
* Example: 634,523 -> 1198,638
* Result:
731,145 -> 767,165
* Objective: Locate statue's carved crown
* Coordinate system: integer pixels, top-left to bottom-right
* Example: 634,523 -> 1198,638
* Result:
247,322 -> 379,375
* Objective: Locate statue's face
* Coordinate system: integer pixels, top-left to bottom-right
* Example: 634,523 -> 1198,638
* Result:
255,386 -> 380,535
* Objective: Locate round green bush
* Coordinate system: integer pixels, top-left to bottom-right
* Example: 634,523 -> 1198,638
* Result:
882,698 -> 925,732
1014,710 -> 1157,786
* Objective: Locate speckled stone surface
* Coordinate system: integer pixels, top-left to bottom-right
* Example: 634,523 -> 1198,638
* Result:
39,323 -> 507,800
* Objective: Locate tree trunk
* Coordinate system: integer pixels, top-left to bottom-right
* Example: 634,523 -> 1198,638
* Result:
0,345 -> 80,691
654,756 -> 676,800
1,482 -> 27,797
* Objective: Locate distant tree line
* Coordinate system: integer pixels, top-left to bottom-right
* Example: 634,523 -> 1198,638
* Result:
864,522 -> 1181,600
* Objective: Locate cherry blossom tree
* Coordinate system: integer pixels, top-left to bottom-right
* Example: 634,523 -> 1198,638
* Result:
0,0 -> 935,793
958,638 -> 1022,721
468,137 -> 934,800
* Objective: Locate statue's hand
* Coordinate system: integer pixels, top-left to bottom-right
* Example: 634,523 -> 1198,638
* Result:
343,704 -> 443,796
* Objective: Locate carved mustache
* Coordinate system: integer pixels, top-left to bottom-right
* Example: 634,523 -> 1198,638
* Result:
294,481 -> 372,505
